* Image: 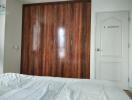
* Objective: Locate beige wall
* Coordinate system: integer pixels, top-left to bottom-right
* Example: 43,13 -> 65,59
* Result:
91,0 -> 132,89
4,0 -> 23,73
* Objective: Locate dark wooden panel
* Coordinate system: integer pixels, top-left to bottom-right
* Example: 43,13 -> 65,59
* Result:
21,1 -> 91,79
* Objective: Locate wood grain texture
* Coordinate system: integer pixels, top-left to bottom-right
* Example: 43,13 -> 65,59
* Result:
21,1 -> 91,79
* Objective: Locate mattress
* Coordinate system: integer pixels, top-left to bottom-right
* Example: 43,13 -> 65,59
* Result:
0,73 -> 130,100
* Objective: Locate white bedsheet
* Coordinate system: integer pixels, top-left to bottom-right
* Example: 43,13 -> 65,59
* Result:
0,73 -> 130,100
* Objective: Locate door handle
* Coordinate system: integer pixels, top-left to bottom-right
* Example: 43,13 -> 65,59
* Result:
97,48 -> 100,52
96,48 -> 103,52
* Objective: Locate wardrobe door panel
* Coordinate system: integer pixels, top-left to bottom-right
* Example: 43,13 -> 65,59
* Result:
42,5 -> 58,76
21,6 -> 33,75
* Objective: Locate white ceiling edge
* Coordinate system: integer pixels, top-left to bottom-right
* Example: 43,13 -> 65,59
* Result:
18,0 -> 70,4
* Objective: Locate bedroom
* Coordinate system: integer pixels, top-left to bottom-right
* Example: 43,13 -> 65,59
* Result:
0,0 -> 132,99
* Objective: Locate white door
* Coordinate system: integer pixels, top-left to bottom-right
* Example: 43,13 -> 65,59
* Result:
95,11 -> 129,89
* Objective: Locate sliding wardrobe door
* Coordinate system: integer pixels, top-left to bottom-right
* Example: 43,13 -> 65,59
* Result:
21,1 -> 91,78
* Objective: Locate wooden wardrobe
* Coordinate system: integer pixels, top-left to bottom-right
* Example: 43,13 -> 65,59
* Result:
21,1 -> 91,79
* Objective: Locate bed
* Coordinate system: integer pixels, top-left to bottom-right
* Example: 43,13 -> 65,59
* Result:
0,73 -> 130,100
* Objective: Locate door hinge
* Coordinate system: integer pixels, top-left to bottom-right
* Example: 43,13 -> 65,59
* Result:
128,77 -> 130,82
128,17 -> 131,22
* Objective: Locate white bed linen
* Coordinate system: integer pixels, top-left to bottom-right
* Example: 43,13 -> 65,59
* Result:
0,73 -> 130,100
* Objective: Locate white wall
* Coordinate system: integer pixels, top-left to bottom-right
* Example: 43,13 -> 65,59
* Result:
91,0 -> 132,89
0,0 -> 6,74
4,0 -> 23,73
